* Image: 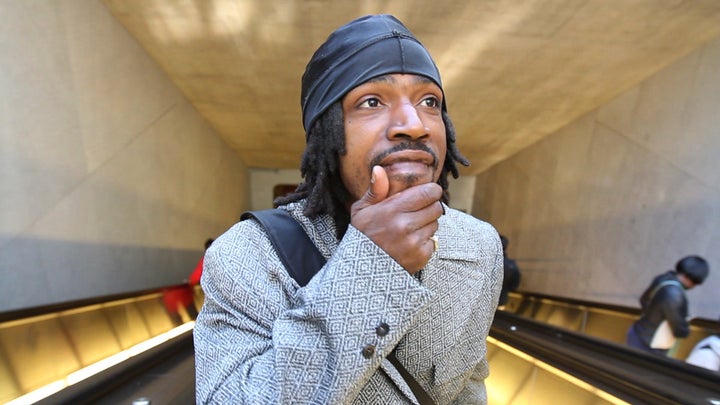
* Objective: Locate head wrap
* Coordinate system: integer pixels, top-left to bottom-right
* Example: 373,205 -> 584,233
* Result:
301,14 -> 444,139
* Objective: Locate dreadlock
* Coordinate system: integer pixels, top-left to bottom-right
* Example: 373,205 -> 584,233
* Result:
274,103 -> 350,234
275,102 -> 470,238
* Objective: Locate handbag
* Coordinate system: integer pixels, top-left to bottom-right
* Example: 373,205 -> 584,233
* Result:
242,209 -> 437,405
650,320 -> 675,350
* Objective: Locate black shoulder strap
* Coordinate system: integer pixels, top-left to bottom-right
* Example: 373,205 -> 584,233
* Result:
241,209 -> 436,405
240,209 -> 326,287
647,279 -> 683,303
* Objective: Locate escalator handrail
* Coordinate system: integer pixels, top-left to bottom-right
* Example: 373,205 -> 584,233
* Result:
509,290 -> 717,326
0,283 -> 193,323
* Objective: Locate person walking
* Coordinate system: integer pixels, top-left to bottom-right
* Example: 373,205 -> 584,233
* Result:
626,255 -> 710,356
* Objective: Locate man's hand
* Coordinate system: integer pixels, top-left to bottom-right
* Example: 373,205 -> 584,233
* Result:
350,165 -> 443,273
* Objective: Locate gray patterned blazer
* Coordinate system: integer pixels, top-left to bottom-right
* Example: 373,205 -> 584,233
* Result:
194,200 -> 502,404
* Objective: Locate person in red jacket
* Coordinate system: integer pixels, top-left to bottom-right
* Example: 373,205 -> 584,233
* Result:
163,238 -> 214,325
189,238 -> 214,286
162,285 -> 196,326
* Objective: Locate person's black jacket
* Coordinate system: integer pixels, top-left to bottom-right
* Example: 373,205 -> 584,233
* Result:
498,257 -> 520,306
634,270 -> 690,346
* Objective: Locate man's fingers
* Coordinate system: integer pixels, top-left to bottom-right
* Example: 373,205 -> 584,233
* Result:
391,182 -> 443,213
370,166 -> 390,203
353,166 -> 389,211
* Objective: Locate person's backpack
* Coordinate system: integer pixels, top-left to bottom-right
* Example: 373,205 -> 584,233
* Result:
241,208 -> 437,405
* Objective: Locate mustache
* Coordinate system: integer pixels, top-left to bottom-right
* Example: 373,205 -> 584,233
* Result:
369,141 -> 439,169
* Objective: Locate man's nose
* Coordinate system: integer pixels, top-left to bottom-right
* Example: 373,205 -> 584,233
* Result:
388,103 -> 428,140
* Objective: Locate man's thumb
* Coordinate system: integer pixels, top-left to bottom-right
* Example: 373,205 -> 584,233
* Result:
357,166 -> 389,207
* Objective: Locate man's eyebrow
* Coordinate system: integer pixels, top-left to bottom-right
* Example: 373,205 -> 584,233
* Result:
366,75 -> 395,84
413,75 -> 434,84
366,74 -> 435,85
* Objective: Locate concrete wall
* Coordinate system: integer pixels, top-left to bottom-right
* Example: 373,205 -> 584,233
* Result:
473,36 -> 720,319
250,169 -> 302,211
0,1 -> 249,312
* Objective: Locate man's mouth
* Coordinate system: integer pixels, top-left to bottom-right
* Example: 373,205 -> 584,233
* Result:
376,149 -> 438,192
379,150 -> 435,168
370,142 -> 438,171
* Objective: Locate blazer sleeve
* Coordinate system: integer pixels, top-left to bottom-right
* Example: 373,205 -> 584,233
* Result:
194,220 -> 433,404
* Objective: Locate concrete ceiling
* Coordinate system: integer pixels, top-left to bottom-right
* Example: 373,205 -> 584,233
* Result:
102,0 -> 720,175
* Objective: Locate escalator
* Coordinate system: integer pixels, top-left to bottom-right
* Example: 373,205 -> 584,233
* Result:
6,290 -> 719,404
489,311 -> 720,405
36,328 -> 194,405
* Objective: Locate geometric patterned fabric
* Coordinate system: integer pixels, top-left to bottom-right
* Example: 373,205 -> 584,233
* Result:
194,200 -> 503,404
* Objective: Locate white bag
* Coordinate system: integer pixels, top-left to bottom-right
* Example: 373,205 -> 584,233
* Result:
650,320 -> 676,349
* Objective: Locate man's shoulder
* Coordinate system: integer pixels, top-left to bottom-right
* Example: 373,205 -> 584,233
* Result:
207,218 -> 270,262
275,200 -> 339,257
276,199 -> 317,228
245,200 -> 323,237
439,207 -> 501,260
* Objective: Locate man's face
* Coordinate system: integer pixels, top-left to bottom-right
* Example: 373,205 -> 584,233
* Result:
339,73 -> 447,202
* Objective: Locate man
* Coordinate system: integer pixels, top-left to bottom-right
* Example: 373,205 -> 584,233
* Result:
626,255 -> 710,356
194,14 -> 503,404
497,235 -> 521,307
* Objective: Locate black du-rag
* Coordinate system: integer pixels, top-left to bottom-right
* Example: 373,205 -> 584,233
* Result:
300,14 -> 445,139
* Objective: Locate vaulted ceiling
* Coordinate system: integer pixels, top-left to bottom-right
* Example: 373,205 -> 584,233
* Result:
103,0 -> 720,175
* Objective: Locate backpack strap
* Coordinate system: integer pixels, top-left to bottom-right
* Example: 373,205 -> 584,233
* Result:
647,279 -> 683,303
240,209 -> 326,287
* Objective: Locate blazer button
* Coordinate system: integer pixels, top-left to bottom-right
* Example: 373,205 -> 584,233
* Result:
362,345 -> 376,359
375,322 -> 390,337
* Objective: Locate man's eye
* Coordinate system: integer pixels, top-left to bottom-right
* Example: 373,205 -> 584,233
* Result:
423,97 -> 440,108
359,98 -> 380,108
